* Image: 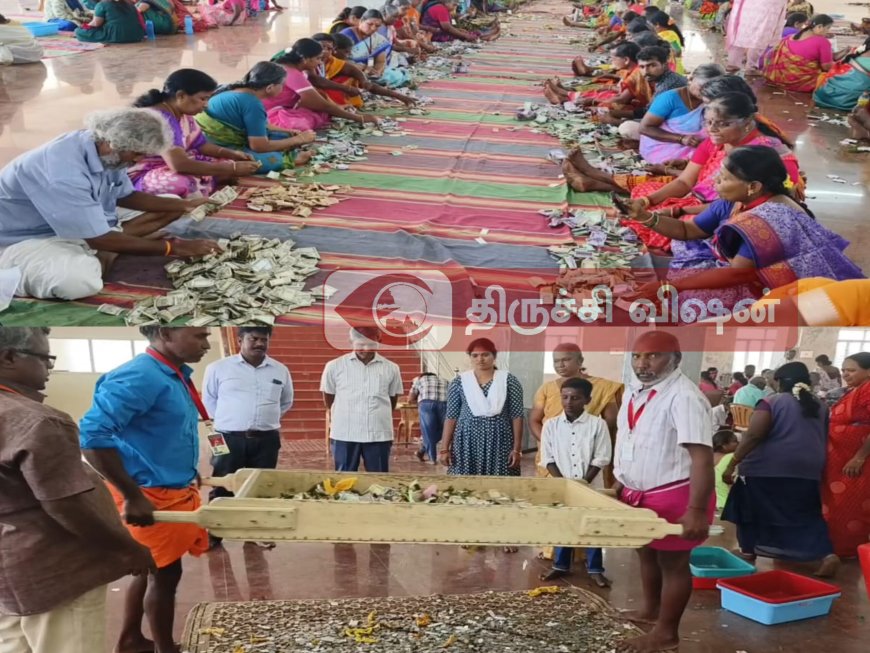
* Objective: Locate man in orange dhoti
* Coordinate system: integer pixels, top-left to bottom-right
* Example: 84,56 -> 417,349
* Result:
80,327 -> 212,653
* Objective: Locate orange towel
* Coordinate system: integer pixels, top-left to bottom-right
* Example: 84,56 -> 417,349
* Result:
108,483 -> 208,569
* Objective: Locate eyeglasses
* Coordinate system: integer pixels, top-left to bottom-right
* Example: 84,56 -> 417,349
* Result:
14,349 -> 56,366
703,118 -> 745,130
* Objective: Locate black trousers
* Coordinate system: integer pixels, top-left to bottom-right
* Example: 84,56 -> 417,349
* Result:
209,430 -> 281,502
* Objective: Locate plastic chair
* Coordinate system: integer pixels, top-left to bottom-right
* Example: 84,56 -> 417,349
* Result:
730,404 -> 753,433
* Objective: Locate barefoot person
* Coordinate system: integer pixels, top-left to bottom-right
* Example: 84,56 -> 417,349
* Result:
0,108 -> 221,301
540,377 -> 613,587
614,331 -> 715,653
0,328 -> 155,653
80,327 -> 213,653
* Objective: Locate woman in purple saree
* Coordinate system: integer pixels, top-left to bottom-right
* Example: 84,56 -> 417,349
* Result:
623,145 -> 864,317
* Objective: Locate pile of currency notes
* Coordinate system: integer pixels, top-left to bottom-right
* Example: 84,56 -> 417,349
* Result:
245,182 -> 352,218
100,235 -> 324,326
280,478 -> 543,507
189,186 -> 239,222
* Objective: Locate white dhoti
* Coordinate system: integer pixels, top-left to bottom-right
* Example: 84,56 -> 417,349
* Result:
0,206 -> 145,301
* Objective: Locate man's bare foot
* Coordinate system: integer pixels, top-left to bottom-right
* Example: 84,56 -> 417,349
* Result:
617,629 -> 679,652
589,572 -> 612,588
814,554 -> 841,578
115,635 -> 155,653
540,568 -> 569,581
294,151 -> 313,167
571,56 -> 594,77
617,609 -> 658,626
848,113 -> 870,141
543,83 -> 564,105
731,548 -> 756,562
563,160 -> 624,193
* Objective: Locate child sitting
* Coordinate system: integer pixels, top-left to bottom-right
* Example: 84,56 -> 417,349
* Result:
713,429 -> 739,512
539,377 -> 613,588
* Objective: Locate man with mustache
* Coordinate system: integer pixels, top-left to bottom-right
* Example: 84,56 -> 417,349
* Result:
613,331 -> 714,653
80,327 -> 213,653
0,108 -> 222,301
202,326 -> 294,549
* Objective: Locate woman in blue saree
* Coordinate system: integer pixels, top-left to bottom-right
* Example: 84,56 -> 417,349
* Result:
340,8 -> 410,88
622,145 -> 864,317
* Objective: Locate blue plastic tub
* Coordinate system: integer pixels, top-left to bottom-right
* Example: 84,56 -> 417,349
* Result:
717,571 -> 841,625
690,547 -> 756,578
22,22 -> 60,37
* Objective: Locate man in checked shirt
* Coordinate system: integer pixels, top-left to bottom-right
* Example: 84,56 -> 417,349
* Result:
409,371 -> 449,464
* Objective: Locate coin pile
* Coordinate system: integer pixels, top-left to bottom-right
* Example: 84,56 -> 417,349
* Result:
244,182 -> 352,218
104,235 -> 323,326
279,478 -> 542,507
182,588 -> 643,653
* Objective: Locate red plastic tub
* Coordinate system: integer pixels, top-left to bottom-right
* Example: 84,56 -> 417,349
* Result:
859,543 -> 870,599
692,576 -> 719,590
717,570 -> 840,603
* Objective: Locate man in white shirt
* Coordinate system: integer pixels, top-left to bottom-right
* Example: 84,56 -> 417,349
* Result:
321,328 -> 403,472
539,377 -> 612,587
203,326 -> 293,511
613,331 -> 714,653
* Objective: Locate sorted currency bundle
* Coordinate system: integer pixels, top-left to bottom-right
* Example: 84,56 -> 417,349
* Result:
245,182 -> 351,218
114,235 -> 324,326
189,186 -> 239,222
541,209 -> 641,264
308,118 -> 410,170
280,478 -> 544,507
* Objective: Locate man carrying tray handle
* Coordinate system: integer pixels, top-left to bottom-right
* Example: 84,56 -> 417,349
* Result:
80,327 -> 213,653
613,331 -> 715,653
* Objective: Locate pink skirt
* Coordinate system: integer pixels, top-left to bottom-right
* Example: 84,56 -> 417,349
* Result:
267,106 -> 331,132
620,479 -> 716,551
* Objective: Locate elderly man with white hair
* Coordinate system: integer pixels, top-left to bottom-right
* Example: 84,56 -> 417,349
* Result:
0,108 -> 222,301
320,327 -> 403,473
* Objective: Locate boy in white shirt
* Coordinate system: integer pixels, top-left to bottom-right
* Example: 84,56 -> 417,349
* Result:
539,377 -> 613,587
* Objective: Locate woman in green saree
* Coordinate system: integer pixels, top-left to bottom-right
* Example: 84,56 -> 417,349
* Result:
135,0 -> 179,35
196,61 -> 315,173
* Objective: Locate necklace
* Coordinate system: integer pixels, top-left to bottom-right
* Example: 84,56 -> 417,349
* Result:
683,87 -> 697,111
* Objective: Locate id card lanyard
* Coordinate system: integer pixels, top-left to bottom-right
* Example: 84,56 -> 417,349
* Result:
146,347 -> 230,456
622,389 -> 657,462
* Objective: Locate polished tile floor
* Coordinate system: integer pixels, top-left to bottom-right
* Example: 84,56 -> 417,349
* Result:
99,447 -> 870,653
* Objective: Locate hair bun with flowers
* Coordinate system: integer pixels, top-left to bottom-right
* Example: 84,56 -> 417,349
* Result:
792,382 -> 812,399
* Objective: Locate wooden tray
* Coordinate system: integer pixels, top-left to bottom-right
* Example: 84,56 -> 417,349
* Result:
162,469 -> 691,548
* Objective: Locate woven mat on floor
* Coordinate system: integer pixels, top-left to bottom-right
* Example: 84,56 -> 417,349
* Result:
181,587 -> 643,653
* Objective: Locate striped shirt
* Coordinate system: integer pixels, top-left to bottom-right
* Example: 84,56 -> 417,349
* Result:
411,375 -> 448,402
614,368 -> 712,492
320,352 -> 404,443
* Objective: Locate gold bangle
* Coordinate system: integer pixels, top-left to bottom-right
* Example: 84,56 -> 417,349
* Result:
639,196 -> 651,209
164,240 -> 172,256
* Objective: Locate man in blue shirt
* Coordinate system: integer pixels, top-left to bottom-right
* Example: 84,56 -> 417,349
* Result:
0,108 -> 222,301
80,326 -> 212,653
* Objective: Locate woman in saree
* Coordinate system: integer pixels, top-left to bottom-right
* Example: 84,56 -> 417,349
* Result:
544,42 -> 643,107
813,38 -> 870,111
266,39 -> 380,131
135,0 -> 179,35
76,0 -> 145,44
340,9 -> 410,89
311,33 -> 416,110
329,5 -> 365,35
420,0 -> 494,42
649,11 -> 685,74
380,4 -> 421,62
747,279 -> 870,326
45,0 -> 92,29
195,61 -> 315,173
199,0 -> 246,27
764,14 -> 834,92
822,353 -> 870,558
129,69 -> 260,198
619,145 -> 863,313
638,63 -> 724,163
565,90 -> 800,250
757,11 -> 808,70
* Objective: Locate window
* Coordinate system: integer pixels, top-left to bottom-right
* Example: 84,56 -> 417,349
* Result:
49,338 -> 149,373
835,329 -> 870,366
730,328 -> 780,373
